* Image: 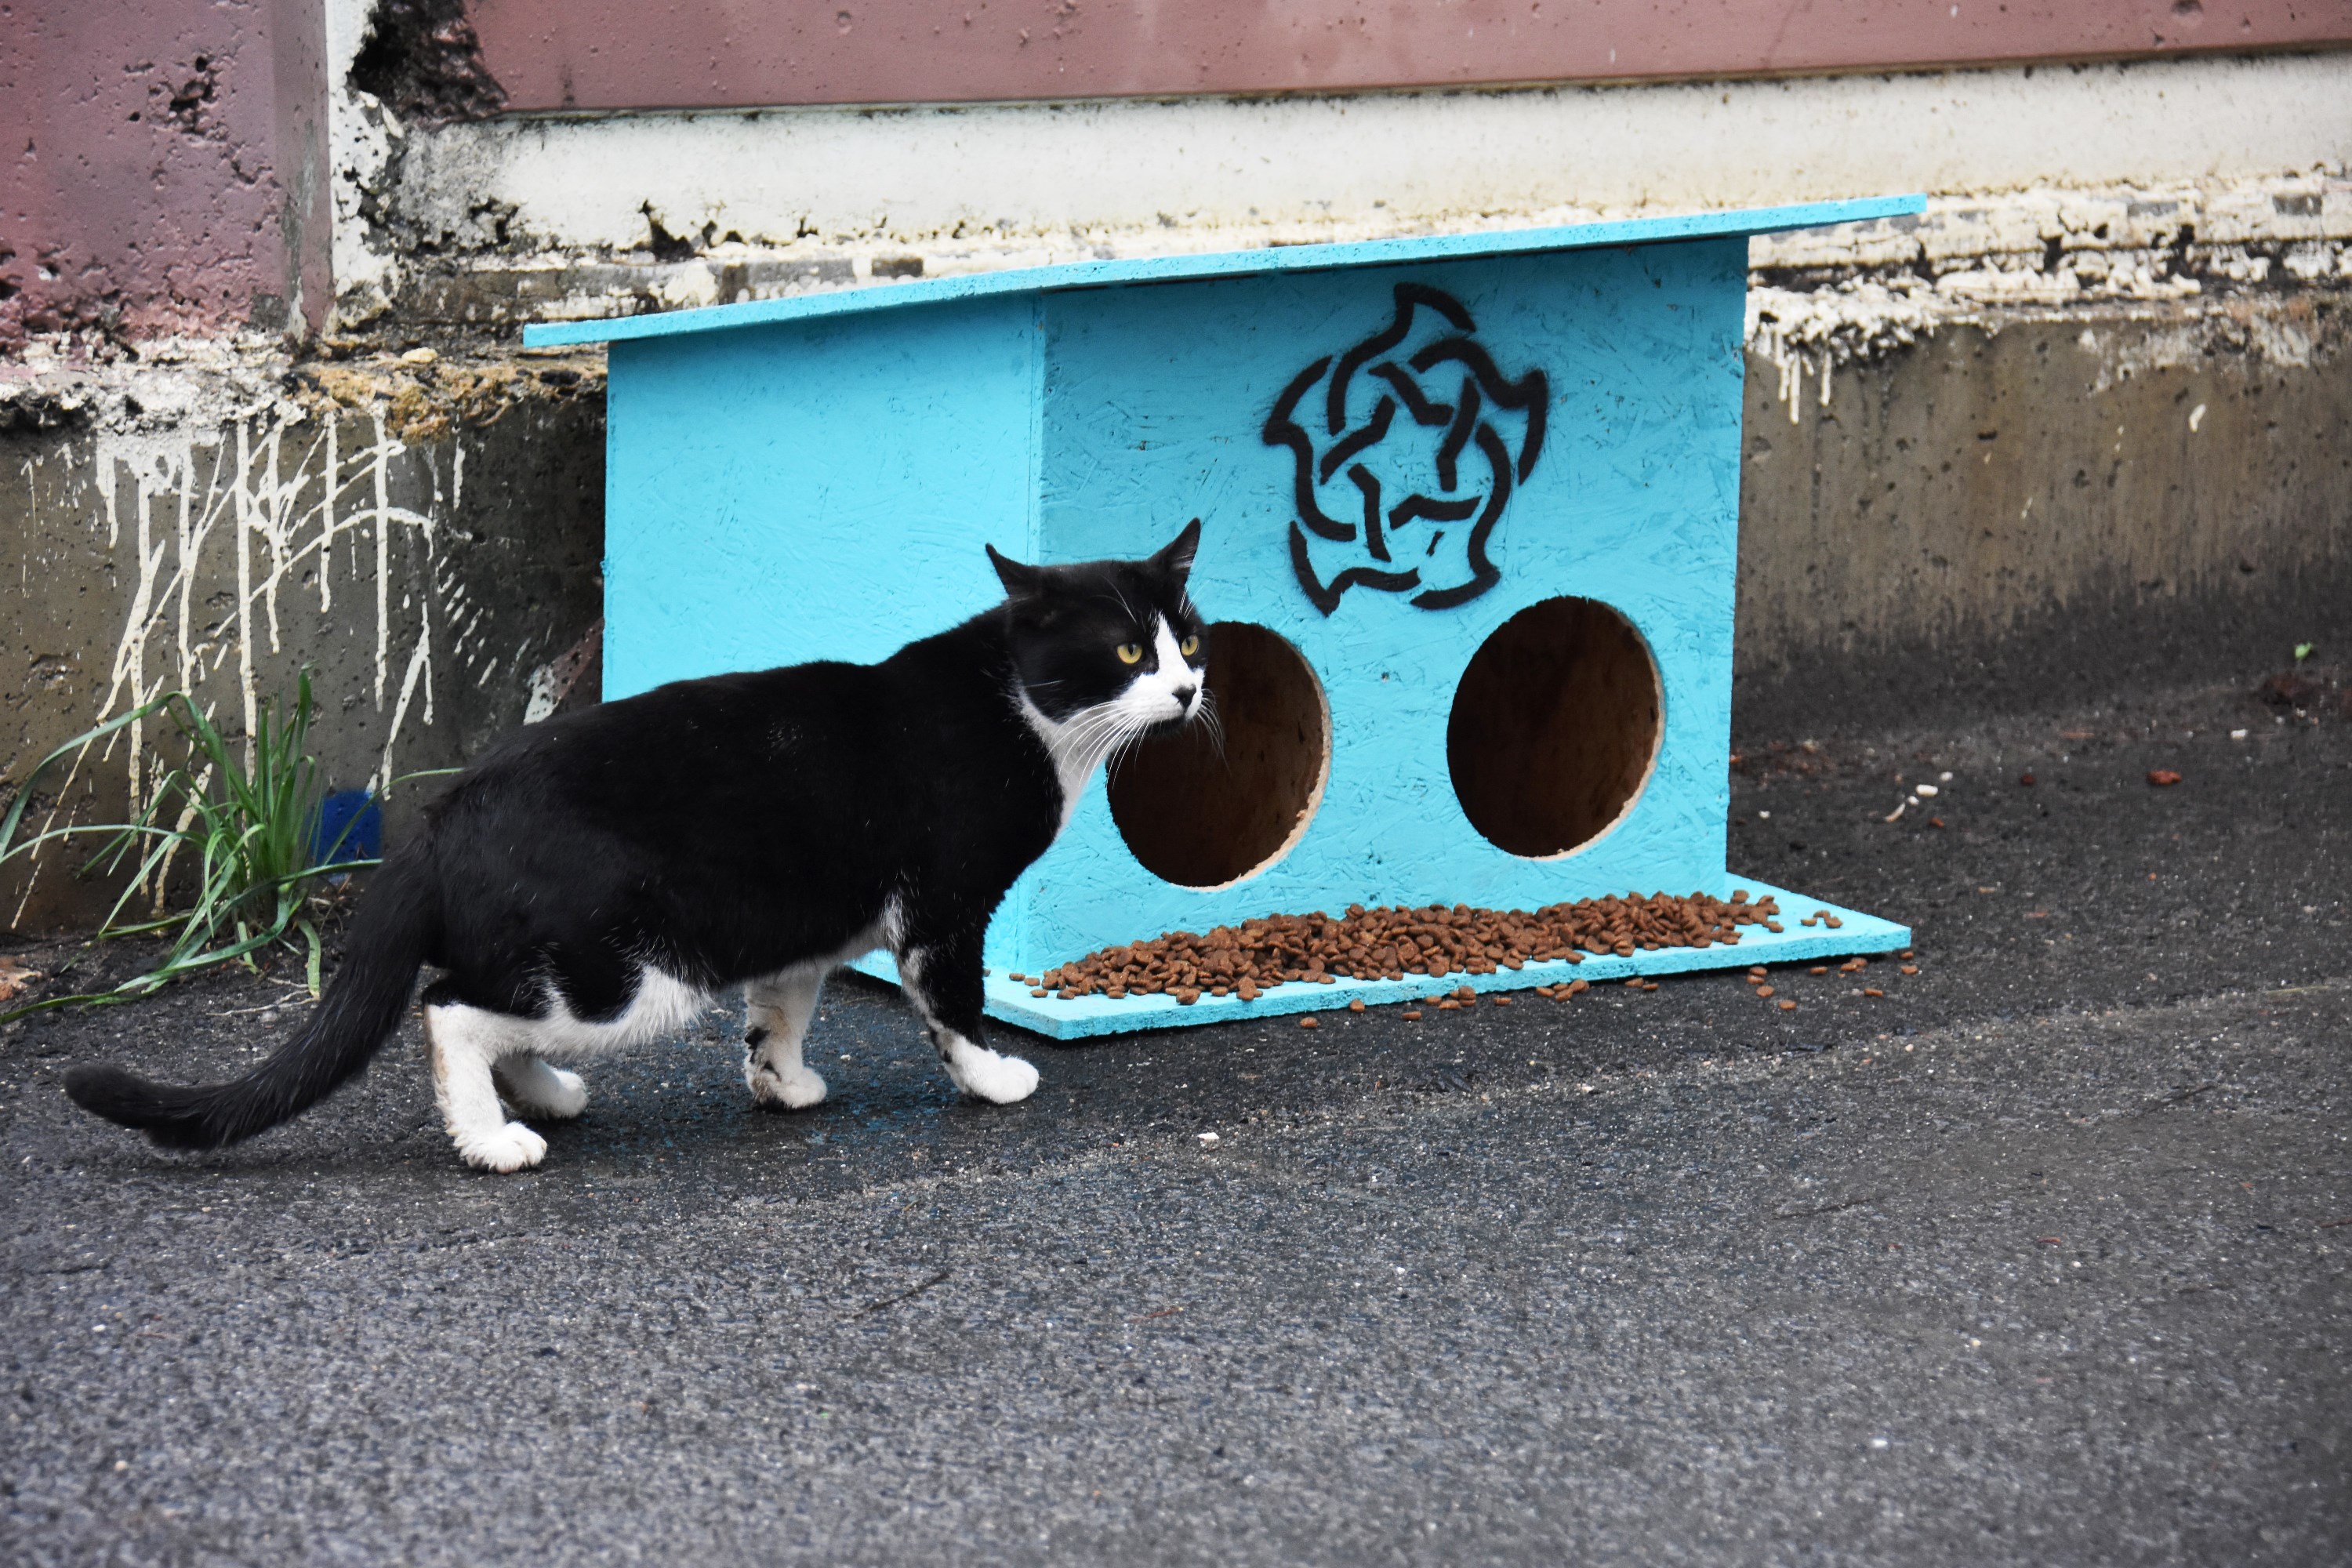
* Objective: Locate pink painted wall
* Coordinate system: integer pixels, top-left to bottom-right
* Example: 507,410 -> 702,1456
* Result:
469,0 -> 2352,111
1,0 -> 326,350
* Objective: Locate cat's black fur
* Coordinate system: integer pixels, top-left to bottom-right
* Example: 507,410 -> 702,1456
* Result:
65,523 -> 1207,1158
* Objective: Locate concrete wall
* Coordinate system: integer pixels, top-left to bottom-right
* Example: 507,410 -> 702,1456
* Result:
1735,297 -> 2352,736
459,0 -> 2351,109
372,53 -> 2352,329
0,358 -> 603,928
0,0 -> 331,347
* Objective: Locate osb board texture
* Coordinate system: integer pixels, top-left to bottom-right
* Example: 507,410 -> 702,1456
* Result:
601,240 -> 1751,973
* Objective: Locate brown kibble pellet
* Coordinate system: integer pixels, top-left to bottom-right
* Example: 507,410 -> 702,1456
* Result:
1641,981 -> 1658,992
1299,1015 -> 1319,1028
1809,966 -> 1828,976
1439,1000 -> 1460,1011
1765,920 -> 1784,933
1454,985 -> 1475,1000
1568,978 -> 1589,994
1755,985 -> 1775,998
1864,987 -> 1885,997
1624,978 -> 1642,989
1030,988 -> 1049,998
1028,892 -> 1784,1003
1403,1010 -> 1423,1021
1492,996 -> 1512,1007
1348,998 -> 1366,1012
1778,1000 -> 1798,1011
1825,915 -> 1844,929
1900,964 -> 1919,975
1799,916 -> 1817,927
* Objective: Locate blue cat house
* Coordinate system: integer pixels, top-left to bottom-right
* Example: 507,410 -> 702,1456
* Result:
524,196 -> 1923,1038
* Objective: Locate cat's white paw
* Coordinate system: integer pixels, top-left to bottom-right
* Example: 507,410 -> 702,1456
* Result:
456,1121 -> 548,1173
948,1040 -> 1040,1105
750,1064 -> 828,1110
504,1064 -> 589,1120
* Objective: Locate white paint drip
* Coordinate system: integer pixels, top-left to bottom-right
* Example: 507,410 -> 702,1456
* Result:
11,407 -> 460,923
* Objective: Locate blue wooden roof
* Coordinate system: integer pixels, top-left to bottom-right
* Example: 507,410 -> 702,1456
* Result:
522,194 -> 1924,348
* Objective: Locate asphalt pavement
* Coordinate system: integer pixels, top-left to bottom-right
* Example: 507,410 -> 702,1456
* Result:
2,679 -> 2347,1566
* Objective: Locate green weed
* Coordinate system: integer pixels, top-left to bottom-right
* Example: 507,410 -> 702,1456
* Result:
0,671 -> 446,1020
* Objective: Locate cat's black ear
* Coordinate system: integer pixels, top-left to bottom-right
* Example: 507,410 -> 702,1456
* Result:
1150,518 -> 1203,585
986,543 -> 1047,600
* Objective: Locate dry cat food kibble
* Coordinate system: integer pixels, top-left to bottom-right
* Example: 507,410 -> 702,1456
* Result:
1033,891 -> 1784,1002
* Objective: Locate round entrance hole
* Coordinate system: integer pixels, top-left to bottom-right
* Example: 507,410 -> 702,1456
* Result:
1446,597 -> 1662,858
1107,622 -> 1330,888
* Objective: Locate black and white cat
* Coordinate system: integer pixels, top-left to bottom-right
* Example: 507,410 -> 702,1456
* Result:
66,524 -> 1209,1172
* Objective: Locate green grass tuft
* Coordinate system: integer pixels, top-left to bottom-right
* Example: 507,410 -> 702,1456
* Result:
0,670 -> 448,1020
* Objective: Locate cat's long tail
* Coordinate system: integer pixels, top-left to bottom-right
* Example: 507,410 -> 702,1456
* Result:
63,855 -> 439,1150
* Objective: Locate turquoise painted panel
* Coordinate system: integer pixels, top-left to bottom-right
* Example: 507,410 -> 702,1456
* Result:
996,239 -> 1747,975
525,194 -> 1926,347
855,877 -> 1907,1038
602,296 -> 1038,697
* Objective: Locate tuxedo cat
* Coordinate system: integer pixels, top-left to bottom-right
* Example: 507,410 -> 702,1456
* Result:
66,523 -> 1208,1172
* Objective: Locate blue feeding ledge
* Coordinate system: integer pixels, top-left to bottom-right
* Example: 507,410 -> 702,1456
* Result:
526,197 -> 1923,1039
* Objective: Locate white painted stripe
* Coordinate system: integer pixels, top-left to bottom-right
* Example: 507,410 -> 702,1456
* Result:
400,53 -> 2351,262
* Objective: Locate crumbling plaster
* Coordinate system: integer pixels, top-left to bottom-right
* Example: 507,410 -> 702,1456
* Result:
368,53 -> 2350,329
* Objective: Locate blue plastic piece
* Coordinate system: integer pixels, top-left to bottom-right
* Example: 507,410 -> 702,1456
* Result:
314,789 -> 382,863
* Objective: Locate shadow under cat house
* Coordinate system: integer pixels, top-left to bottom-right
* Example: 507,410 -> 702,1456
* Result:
526,199 -> 1920,1038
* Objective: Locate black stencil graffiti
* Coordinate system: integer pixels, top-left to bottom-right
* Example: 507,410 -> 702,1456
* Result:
1265,283 -> 1548,614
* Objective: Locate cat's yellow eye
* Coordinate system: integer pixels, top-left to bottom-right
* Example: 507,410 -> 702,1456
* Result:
1180,635 -> 1200,659
1116,642 -> 1144,665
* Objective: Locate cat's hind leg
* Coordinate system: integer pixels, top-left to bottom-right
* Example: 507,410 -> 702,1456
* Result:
898,934 -> 1038,1105
742,967 -> 827,1110
492,1055 -> 590,1120
424,1002 -> 548,1173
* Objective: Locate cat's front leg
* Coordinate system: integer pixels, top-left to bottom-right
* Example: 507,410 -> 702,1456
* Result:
897,930 -> 1039,1105
742,966 -> 828,1110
